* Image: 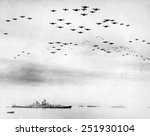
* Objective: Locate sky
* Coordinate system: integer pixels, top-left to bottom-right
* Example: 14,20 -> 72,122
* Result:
0,0 -> 150,109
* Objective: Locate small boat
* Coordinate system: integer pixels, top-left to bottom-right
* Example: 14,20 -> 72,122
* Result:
7,111 -> 14,114
111,106 -> 125,108
87,105 -> 99,107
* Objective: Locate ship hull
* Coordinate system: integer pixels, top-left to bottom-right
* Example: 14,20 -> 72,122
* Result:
12,105 -> 72,109
7,111 -> 14,114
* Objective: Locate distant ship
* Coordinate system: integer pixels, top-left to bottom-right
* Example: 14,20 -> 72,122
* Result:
111,106 -> 125,108
87,105 -> 99,107
12,99 -> 72,109
7,111 -> 15,114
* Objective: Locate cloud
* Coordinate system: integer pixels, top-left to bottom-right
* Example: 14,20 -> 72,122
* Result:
0,58 -> 150,86
0,61 -> 103,85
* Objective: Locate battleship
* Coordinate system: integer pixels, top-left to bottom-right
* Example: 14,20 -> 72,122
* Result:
12,99 -> 72,109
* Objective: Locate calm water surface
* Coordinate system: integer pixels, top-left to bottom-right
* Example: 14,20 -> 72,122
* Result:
1,106 -> 150,119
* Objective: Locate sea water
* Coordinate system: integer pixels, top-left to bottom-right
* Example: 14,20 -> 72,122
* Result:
1,106 -> 150,119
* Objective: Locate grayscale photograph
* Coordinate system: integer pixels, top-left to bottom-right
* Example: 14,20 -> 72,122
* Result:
0,0 -> 150,119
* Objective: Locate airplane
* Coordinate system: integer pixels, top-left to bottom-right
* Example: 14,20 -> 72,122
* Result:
70,29 -> 77,31
48,42 -> 54,44
80,13 -> 88,16
109,43 -> 114,45
63,8 -> 69,11
51,51 -> 56,54
103,20 -> 110,23
81,8 -> 87,11
57,26 -> 64,28
103,41 -> 108,43
100,48 -> 105,51
90,11 -> 95,13
102,20 -> 107,23
63,43 -> 68,45
96,22 -> 102,25
104,19 -> 110,22
56,42 -> 61,44
27,17 -> 32,20
85,28 -> 91,31
49,22 -> 56,25
112,22 -> 117,24
78,31 -> 84,34
81,6 -> 89,9
57,19 -> 64,21
51,9 -> 56,12
65,22 -> 72,25
12,18 -> 17,20
103,25 -> 109,28
3,32 -> 8,35
93,8 -> 100,11
73,9 -> 80,11
5,20 -> 11,22
20,16 -> 25,18
78,26 -> 84,28
110,19 -> 115,21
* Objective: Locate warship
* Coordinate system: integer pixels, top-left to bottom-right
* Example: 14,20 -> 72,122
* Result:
12,99 -> 72,109
111,105 -> 125,108
87,105 -> 99,107
7,111 -> 15,114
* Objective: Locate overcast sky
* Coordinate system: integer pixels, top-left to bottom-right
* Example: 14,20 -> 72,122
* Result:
0,0 -> 150,108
